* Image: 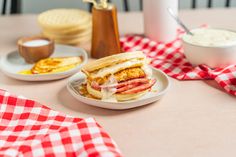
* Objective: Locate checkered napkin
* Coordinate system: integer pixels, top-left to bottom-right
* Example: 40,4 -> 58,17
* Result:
120,31 -> 236,96
0,89 -> 122,157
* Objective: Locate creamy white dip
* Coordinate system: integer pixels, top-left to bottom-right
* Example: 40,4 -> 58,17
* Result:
23,39 -> 49,47
183,28 -> 236,47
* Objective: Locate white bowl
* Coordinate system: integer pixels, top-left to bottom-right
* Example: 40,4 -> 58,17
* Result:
182,28 -> 236,68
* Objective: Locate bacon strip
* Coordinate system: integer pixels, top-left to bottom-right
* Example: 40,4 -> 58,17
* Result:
91,78 -> 149,91
116,78 -> 149,89
116,82 -> 140,93
121,79 -> 156,94
91,81 -> 101,90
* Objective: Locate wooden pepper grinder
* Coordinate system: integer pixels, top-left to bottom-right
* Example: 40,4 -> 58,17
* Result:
84,0 -> 121,58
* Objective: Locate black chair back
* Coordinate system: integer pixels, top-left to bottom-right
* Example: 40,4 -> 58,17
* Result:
192,0 -> 231,8
2,0 -> 7,15
89,0 -> 232,12
2,0 -> 21,15
1,0 -> 233,15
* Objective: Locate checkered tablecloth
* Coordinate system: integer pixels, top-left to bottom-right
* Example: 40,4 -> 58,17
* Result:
120,31 -> 236,96
0,89 -> 122,157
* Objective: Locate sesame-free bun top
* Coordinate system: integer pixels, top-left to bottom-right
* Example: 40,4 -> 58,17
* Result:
82,51 -> 145,73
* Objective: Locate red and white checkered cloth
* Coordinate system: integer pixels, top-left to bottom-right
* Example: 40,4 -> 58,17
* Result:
120,31 -> 236,96
0,89 -> 122,157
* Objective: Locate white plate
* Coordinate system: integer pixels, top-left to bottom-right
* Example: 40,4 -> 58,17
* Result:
67,68 -> 170,110
0,44 -> 88,81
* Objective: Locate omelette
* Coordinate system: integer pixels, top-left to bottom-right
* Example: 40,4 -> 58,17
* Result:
19,56 -> 82,74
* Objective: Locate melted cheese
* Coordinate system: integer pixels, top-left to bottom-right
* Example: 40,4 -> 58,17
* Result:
101,75 -> 118,102
18,70 -> 33,75
141,65 -> 152,79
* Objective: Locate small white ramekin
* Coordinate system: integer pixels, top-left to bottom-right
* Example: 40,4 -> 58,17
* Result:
182,29 -> 236,68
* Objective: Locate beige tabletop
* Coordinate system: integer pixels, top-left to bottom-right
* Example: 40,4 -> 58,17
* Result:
1,8 -> 236,157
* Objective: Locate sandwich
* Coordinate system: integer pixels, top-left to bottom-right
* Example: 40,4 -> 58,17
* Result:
81,51 -> 156,101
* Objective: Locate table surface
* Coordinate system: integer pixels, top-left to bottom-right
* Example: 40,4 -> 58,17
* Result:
1,8 -> 236,157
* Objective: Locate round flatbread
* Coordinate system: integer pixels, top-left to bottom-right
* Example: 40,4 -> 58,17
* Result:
42,28 -> 92,40
41,22 -> 92,35
56,38 -> 91,45
38,9 -> 91,30
53,35 -> 91,45
42,30 -> 91,45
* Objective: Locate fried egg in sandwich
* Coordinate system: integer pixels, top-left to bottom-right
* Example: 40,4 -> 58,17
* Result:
81,51 -> 156,101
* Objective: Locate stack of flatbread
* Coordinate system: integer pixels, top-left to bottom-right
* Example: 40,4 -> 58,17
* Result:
38,9 -> 92,45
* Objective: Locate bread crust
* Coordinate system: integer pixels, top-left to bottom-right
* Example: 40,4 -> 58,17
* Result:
82,51 -> 145,73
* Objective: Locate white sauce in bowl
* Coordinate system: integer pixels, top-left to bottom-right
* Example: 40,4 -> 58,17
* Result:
183,28 -> 236,47
23,39 -> 50,47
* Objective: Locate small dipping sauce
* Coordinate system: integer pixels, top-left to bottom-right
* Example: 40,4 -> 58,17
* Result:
183,28 -> 236,47
18,36 -> 54,63
23,39 -> 50,47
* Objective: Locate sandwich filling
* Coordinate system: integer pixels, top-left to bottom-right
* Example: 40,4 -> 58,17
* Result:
81,52 -> 156,101
87,59 -> 156,97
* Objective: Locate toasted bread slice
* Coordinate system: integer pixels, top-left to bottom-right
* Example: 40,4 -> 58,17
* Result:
82,51 -> 146,80
82,51 -> 145,73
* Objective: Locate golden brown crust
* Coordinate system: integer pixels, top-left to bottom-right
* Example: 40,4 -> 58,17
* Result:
82,51 -> 145,73
38,9 -> 91,29
114,67 -> 145,83
87,67 -> 145,85
31,57 -> 81,74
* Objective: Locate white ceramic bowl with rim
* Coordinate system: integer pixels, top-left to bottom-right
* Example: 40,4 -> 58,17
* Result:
182,28 -> 236,68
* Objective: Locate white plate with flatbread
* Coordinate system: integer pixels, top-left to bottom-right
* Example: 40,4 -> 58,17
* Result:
0,44 -> 88,81
67,68 -> 170,110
